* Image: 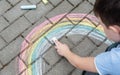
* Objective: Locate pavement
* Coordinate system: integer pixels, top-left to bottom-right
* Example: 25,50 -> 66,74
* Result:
0,0 -> 113,75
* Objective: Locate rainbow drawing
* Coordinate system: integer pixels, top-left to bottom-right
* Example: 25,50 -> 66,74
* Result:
19,13 -> 113,75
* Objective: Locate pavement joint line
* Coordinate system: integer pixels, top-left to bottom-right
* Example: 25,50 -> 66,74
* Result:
36,1 -> 42,5
6,0 -> 22,6
0,37 -> 8,51
68,68 -> 76,75
23,15 -> 33,24
44,36 -> 53,45
66,0 -> 75,7
48,0 -> 55,7
44,16 -> 54,24
18,68 -> 27,75
26,54 -> 43,67
18,62 -> 29,75
49,0 -> 64,8
0,35 -> 8,44
2,15 -> 9,23
18,55 -> 28,68
43,58 -> 49,65
70,0 -> 85,10
26,0 -> 33,4
87,0 -> 94,6
6,0 -> 14,7
86,16 -> 99,27
86,37 -> 100,56
20,34 -> 30,44
45,0 -> 63,11
64,35 -> 76,49
66,16 -> 76,25
87,36 -> 99,46
65,36 -> 77,48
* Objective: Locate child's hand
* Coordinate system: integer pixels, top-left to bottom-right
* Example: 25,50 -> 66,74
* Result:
54,40 -> 71,57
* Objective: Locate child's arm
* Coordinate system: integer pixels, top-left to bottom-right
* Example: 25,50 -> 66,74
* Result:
54,40 -> 97,73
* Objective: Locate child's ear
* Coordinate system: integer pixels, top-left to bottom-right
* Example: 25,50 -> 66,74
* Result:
109,25 -> 120,34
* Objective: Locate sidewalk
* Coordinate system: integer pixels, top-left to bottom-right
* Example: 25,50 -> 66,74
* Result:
0,0 -> 112,75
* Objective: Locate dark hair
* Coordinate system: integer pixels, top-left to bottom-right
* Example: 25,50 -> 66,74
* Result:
94,0 -> 120,27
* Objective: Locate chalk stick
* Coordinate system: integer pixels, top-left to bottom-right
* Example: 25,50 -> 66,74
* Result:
42,0 -> 48,4
21,5 -> 36,10
52,37 -> 57,43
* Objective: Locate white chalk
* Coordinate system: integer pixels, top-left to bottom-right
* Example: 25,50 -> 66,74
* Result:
52,37 -> 57,43
21,5 -> 36,10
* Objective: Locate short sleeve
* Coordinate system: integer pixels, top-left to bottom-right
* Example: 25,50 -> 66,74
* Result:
94,52 -> 112,75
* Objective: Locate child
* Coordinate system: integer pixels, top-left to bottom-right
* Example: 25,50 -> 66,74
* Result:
54,0 -> 120,75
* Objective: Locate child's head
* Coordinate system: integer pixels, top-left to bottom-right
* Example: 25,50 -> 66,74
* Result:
94,0 -> 120,42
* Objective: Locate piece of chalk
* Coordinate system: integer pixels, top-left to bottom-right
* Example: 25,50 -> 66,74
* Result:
21,5 -> 36,10
42,0 -> 48,4
52,37 -> 57,43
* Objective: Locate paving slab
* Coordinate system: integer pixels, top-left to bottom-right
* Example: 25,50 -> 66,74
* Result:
0,16 -> 31,43
0,36 -> 24,65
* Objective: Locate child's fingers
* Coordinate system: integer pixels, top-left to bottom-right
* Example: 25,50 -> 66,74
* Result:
54,40 -> 62,46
